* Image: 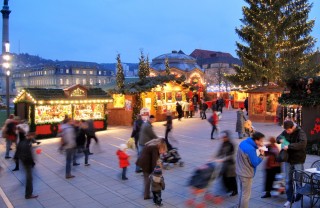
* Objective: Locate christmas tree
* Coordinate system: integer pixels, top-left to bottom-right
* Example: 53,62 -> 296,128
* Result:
116,54 -> 125,92
229,0 -> 316,86
138,50 -> 149,80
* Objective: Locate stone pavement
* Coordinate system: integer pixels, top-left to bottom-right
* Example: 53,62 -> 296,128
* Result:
0,108 -> 319,208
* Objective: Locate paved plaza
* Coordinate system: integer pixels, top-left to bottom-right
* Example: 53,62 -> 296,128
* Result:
0,108 -> 319,208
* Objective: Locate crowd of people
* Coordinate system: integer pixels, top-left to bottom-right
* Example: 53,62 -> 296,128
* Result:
0,97 -> 310,208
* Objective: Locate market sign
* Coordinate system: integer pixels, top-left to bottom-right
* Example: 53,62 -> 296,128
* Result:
70,87 -> 86,97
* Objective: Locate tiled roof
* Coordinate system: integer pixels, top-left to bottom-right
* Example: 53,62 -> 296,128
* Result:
23,87 -> 111,100
190,49 -> 233,59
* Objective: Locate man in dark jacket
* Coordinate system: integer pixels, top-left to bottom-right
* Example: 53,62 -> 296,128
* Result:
16,133 -> 38,199
131,115 -> 144,172
276,121 -> 307,207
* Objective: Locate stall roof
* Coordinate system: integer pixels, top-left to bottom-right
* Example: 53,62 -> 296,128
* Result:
246,85 -> 283,93
20,87 -> 111,101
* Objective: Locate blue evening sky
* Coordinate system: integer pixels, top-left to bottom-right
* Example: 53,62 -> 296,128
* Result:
7,0 -> 320,63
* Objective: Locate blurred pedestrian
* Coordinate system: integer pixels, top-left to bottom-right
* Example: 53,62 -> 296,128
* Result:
131,114 -> 144,173
3,114 -> 17,159
236,108 -> 246,139
182,100 -> 190,119
86,119 -> 99,155
200,99 -> 208,119
116,144 -> 130,180
149,166 -> 165,206
15,132 -> 38,199
214,130 -> 237,196
164,111 -> 173,150
176,102 -> 183,121
236,132 -> 265,208
244,97 -> 248,115
261,137 -> 281,198
12,124 -> 28,171
60,118 -> 77,179
209,107 -> 219,140
76,120 -> 90,166
138,115 -> 158,159
189,100 -> 194,118
136,139 -> 167,200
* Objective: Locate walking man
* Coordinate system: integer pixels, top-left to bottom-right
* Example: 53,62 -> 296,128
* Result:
15,133 -> 38,199
236,132 -> 265,208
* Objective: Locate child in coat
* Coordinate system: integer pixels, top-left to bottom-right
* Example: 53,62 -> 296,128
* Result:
116,144 -> 130,180
149,166 -> 165,206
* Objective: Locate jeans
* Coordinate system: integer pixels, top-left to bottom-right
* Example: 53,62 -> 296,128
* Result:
5,139 -> 12,157
136,144 -> 145,171
284,162 -> 304,201
211,125 -> 217,139
152,191 -> 162,205
23,163 -> 33,197
122,167 -> 127,179
65,148 -> 75,176
237,175 -> 252,208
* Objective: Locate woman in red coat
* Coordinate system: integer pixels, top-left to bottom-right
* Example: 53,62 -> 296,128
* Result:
116,144 -> 130,180
136,139 -> 167,200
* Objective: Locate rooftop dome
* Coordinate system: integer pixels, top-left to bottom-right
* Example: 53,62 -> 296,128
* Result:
150,50 -> 203,71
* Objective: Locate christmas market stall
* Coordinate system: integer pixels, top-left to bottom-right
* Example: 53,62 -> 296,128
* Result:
246,85 -> 283,122
13,84 -> 112,138
279,77 -> 320,156
107,75 -> 189,126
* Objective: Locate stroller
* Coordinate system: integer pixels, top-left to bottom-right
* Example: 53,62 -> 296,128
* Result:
186,162 -> 223,208
161,147 -> 184,169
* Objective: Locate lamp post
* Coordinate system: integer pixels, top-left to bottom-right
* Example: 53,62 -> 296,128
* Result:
3,41 -> 10,118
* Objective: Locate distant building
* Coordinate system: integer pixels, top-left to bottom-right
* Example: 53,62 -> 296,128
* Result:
150,50 -> 205,92
12,63 -> 115,92
190,49 -> 241,91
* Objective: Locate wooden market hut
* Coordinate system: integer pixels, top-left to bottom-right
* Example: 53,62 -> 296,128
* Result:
106,75 -> 190,126
13,84 -> 112,138
246,85 -> 283,122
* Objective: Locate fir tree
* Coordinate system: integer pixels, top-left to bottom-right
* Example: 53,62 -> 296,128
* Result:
165,58 -> 171,75
145,55 -> 150,77
232,0 -> 316,86
138,51 -> 147,80
116,54 -> 125,91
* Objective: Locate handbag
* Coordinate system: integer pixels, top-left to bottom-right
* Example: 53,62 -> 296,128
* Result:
276,149 -> 288,162
126,137 -> 135,150
207,116 -> 213,125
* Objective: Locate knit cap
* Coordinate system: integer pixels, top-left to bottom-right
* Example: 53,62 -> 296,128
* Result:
153,166 -> 162,175
119,144 -> 127,151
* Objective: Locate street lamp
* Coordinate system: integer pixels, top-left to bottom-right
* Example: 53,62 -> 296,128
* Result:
2,41 -> 10,118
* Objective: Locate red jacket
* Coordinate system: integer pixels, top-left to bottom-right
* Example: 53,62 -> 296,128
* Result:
212,112 -> 219,125
116,150 -> 130,168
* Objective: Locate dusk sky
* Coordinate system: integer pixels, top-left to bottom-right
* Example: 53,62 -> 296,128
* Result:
7,0 -> 320,63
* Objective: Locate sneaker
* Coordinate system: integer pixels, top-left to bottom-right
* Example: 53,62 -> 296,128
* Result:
261,192 -> 271,198
84,163 -> 90,166
122,177 -> 128,180
25,195 -> 38,199
66,175 -> 75,179
283,201 -> 291,207
73,163 -> 80,166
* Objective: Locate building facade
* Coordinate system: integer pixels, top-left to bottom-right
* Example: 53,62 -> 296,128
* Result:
12,64 -> 115,92
190,49 -> 241,92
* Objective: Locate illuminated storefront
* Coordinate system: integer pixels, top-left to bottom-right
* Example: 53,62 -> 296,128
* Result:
246,85 -> 283,122
13,84 -> 112,138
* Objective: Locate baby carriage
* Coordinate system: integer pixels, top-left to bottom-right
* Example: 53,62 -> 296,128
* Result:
186,162 -> 223,208
244,120 -> 255,137
161,147 -> 184,169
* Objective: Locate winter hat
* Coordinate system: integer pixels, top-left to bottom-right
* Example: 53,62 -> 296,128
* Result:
153,166 -> 162,175
119,144 -> 127,151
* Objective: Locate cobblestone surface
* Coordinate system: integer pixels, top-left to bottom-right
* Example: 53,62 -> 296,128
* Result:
0,108 -> 319,207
